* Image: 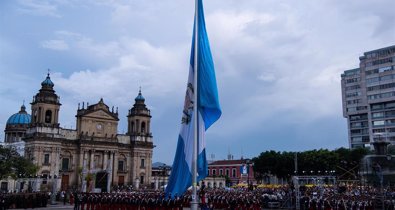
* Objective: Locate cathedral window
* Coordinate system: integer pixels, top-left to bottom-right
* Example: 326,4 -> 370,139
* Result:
44,154 -> 50,165
140,175 -> 144,184
62,158 -> 70,171
33,110 -> 38,123
45,110 -> 52,123
118,155 -> 127,172
38,107 -> 42,122
94,155 -> 101,168
141,122 -> 146,133
140,159 -> 145,168
118,160 -> 125,172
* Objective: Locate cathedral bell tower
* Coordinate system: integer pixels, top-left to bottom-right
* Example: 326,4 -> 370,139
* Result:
127,89 -> 152,138
31,73 -> 61,127
127,89 -> 153,188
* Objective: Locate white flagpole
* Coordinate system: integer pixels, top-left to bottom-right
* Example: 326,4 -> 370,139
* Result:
191,0 -> 199,209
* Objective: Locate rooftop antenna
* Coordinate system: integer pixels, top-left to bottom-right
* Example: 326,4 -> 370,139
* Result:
227,146 -> 232,160
210,153 -> 215,162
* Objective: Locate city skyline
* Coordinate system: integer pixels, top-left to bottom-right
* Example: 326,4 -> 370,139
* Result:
1,0 -> 394,164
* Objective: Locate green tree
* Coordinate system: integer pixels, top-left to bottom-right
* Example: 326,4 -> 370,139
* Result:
252,147 -> 368,180
298,149 -> 338,174
335,147 -> 368,180
253,150 -> 294,180
0,145 -> 38,179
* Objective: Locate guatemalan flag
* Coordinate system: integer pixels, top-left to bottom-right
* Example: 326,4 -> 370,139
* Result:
165,0 -> 221,197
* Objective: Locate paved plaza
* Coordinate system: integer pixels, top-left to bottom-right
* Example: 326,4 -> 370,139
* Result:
14,203 -> 73,210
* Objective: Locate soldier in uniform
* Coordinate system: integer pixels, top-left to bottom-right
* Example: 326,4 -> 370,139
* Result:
74,192 -> 80,210
102,194 -> 107,210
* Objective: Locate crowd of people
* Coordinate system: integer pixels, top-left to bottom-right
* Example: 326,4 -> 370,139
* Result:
69,188 -> 282,210
0,192 -> 48,209
66,185 -> 395,210
298,185 -> 395,210
2,185 -> 395,209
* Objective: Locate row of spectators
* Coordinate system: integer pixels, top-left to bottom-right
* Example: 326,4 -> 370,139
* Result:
0,192 -> 48,209
2,184 -> 395,209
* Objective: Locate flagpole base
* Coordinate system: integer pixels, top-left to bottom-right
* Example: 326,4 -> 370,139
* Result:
190,200 -> 199,210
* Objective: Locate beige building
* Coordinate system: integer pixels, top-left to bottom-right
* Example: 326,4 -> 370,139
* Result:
21,73 -> 154,192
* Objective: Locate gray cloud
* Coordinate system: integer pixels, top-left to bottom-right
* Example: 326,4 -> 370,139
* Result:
16,0 -> 64,18
1,0 -> 394,163
41,40 -> 69,50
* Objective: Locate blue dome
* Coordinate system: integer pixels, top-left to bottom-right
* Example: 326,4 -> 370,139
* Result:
6,105 -> 31,125
135,89 -> 145,101
41,73 -> 54,87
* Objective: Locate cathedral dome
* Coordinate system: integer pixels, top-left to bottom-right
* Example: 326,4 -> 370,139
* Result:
135,89 -> 145,101
6,104 -> 31,125
41,73 -> 54,88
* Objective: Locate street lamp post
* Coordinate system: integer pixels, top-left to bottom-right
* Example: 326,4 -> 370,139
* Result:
247,166 -> 250,188
246,159 -> 252,190
163,166 -> 166,189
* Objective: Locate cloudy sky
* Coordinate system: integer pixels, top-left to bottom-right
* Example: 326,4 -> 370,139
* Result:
0,0 -> 394,164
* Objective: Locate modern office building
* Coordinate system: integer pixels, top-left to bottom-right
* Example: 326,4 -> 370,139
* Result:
341,45 -> 395,148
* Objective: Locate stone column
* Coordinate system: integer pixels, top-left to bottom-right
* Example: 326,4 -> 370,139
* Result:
55,147 -> 60,176
82,151 -> 88,192
55,109 -> 59,124
51,149 -> 56,177
15,181 -> 20,193
154,177 -> 158,190
133,152 -> 138,183
106,151 -> 113,193
36,147 -> 41,166
135,178 -> 140,190
103,151 -> 108,171
90,150 -> 94,170
78,149 -> 84,186
126,154 -> 131,185
113,152 -> 119,185
38,108 -> 42,123
136,120 -> 139,133
147,152 -> 152,186
36,178 -> 42,192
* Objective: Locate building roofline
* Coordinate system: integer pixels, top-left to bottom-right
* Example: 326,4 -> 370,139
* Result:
341,68 -> 360,77
364,45 -> 395,55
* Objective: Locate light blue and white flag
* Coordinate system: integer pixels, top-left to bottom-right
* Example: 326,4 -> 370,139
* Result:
165,0 -> 221,197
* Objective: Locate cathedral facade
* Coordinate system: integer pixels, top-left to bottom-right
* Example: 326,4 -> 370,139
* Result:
18,73 -> 154,192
